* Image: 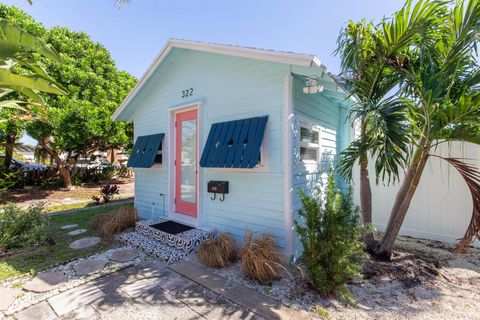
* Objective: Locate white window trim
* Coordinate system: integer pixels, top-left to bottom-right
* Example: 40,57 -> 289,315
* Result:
299,121 -> 322,164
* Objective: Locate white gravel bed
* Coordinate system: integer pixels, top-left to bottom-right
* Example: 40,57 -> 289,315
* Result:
187,235 -> 480,320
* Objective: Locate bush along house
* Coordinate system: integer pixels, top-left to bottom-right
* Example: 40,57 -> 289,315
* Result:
112,39 -> 354,261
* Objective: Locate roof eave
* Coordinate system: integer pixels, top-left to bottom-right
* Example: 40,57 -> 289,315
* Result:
112,39 -> 334,121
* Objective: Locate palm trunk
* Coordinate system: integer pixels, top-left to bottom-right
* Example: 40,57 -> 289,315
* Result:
358,121 -> 378,252
376,145 -> 430,260
3,132 -> 16,168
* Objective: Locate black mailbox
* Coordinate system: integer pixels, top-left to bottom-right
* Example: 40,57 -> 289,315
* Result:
208,181 -> 229,201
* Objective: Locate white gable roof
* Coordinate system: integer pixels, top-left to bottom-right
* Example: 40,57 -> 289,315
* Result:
112,39 -> 345,121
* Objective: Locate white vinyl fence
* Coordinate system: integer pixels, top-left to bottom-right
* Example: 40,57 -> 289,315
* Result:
353,141 -> 479,247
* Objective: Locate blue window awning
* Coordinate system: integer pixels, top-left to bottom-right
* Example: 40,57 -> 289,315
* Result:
200,116 -> 268,168
127,133 -> 164,168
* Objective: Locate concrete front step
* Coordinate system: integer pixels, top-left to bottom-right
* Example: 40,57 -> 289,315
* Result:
135,218 -> 215,254
119,232 -> 190,264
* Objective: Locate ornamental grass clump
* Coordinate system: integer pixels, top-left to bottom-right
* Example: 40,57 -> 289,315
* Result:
0,203 -> 49,253
241,233 -> 284,284
197,233 -> 238,268
295,175 -> 366,301
93,205 -> 138,237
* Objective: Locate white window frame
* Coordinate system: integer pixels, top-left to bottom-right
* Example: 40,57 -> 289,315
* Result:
299,122 -> 322,164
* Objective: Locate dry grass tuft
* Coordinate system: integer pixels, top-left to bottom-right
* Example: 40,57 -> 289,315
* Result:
197,233 -> 238,268
241,233 -> 284,284
92,205 -> 139,237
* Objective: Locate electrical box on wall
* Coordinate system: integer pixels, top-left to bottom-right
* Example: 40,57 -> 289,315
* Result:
208,181 -> 229,201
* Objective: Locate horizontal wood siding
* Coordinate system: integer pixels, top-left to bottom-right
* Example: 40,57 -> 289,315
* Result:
291,76 -> 351,255
130,48 -> 288,248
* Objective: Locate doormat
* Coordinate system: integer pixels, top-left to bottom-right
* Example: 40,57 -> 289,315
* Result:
150,220 -> 194,235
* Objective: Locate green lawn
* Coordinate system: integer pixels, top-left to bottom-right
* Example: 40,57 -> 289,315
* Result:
0,206 -> 124,281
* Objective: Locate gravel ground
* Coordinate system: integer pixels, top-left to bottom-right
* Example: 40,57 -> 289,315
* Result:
188,235 -> 480,320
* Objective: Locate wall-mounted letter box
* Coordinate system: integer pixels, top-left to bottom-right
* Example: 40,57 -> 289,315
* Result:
208,181 -> 229,201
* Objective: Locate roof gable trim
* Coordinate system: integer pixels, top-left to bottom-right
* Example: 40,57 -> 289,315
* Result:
112,39 -> 319,121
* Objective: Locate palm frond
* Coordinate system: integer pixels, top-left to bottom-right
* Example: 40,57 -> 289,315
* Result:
431,156 -> 480,252
0,19 -> 61,62
0,69 -> 65,95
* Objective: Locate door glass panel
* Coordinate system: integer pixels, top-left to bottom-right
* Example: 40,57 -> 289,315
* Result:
180,119 -> 196,203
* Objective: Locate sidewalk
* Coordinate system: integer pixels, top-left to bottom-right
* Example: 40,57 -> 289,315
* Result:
10,257 -> 312,320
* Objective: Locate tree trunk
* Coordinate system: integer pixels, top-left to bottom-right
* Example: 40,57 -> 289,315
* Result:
359,154 -> 378,252
376,146 -> 430,260
38,139 -> 73,189
3,132 -> 16,168
358,121 -> 378,252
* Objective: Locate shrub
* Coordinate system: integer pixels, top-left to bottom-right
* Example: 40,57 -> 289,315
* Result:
0,203 -> 49,252
100,184 -> 119,203
241,233 -> 284,284
0,168 -> 24,192
295,175 -> 366,301
92,205 -> 138,237
197,233 -> 238,268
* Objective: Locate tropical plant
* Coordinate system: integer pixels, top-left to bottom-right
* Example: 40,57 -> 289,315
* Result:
0,19 -> 65,99
295,175 -> 366,301
336,0 -> 445,252
337,0 -> 480,258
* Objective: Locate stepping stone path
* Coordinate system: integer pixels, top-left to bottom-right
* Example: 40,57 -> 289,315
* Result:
69,236 -> 101,250
73,259 -> 108,276
110,247 -> 139,262
23,271 -> 66,293
61,224 -> 79,230
0,287 -> 22,311
67,228 -> 87,236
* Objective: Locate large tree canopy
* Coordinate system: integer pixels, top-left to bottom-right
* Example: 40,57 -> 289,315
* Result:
0,4 -> 136,187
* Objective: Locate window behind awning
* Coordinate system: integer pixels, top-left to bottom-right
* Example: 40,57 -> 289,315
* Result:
127,133 -> 164,168
200,116 -> 268,168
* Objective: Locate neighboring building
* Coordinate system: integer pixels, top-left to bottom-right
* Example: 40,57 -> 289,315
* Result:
112,39 -> 353,257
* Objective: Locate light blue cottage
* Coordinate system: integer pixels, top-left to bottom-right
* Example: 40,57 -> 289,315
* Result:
112,39 -> 354,257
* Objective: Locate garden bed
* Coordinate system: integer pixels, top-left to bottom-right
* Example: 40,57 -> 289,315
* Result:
187,235 -> 480,320
0,206 -> 122,281
0,178 -> 134,212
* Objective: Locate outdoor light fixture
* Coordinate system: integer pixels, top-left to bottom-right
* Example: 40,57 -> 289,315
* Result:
303,78 -> 324,94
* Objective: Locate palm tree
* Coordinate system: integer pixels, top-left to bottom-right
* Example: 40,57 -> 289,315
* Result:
336,0 -> 444,252
377,0 -> 480,258
338,0 -> 480,259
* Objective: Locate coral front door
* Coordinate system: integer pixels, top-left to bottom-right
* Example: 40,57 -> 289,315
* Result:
175,109 -> 198,217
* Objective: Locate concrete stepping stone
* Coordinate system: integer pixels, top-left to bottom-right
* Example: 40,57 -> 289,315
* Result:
0,287 -> 22,311
73,259 -> 108,276
69,236 -> 101,250
67,228 -> 87,236
61,224 -> 79,230
169,260 -> 229,294
47,283 -> 105,316
23,271 -> 66,293
110,247 -> 139,262
15,301 -> 56,320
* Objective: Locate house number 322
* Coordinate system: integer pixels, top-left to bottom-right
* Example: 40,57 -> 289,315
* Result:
181,88 -> 193,98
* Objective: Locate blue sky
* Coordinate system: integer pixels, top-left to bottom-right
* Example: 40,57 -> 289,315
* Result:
4,0 -> 405,144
